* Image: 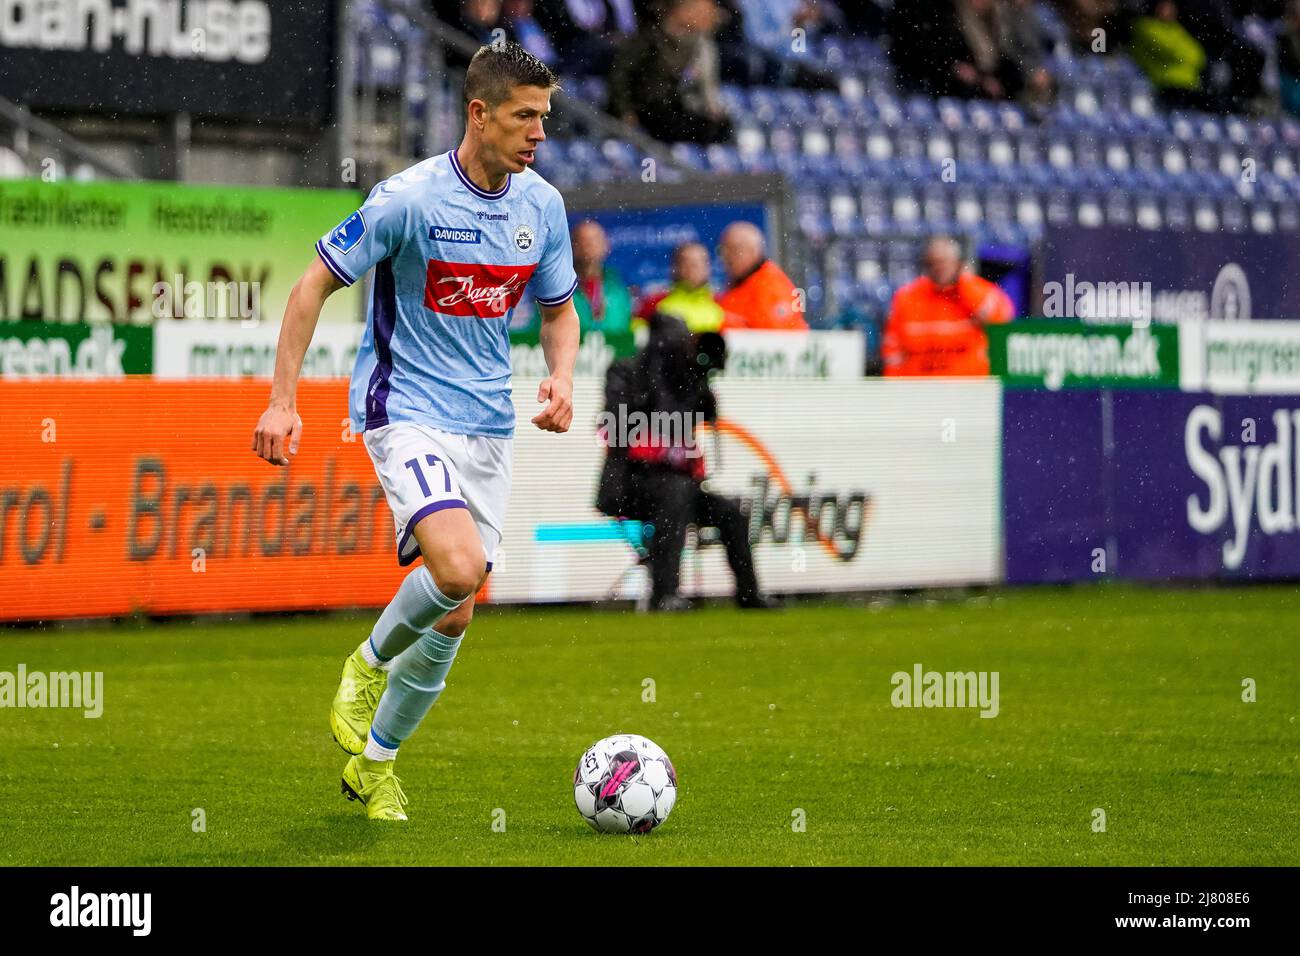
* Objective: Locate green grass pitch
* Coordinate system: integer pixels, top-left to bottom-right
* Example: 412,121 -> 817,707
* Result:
1,584 -> 1297,866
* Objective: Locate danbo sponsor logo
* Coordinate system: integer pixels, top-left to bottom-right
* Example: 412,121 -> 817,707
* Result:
1185,405 -> 1300,570
423,260 -> 535,317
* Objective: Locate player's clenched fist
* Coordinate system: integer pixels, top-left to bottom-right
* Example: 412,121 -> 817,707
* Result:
252,403 -> 303,466
531,376 -> 573,433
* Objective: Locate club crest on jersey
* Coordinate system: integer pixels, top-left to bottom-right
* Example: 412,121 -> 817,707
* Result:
326,211 -> 366,255
430,225 -> 482,244
514,225 -> 535,251
424,260 -> 537,318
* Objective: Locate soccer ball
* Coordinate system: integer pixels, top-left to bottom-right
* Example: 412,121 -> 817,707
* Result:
573,734 -> 678,834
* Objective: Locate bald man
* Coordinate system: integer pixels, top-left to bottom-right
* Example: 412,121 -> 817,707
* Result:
569,220 -> 633,335
716,222 -> 809,331
882,237 -> 1014,377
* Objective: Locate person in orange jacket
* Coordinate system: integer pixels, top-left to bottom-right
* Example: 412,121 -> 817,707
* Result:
716,221 -> 810,331
882,236 -> 1014,376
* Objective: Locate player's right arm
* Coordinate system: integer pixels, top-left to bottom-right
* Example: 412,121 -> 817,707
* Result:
252,257 -> 343,466
253,180 -> 411,466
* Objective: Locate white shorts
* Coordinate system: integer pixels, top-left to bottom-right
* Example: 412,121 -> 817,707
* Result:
363,422 -> 513,570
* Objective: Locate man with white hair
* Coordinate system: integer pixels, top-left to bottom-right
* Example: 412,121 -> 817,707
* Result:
882,236 -> 1013,377
716,221 -> 808,331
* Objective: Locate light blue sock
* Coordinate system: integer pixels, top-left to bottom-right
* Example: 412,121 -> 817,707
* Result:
368,566 -> 464,662
370,630 -> 464,746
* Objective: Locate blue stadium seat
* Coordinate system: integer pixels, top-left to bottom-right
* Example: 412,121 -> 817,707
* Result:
704,144 -> 741,174
1221,197 -> 1249,233
827,188 -> 861,238
1163,193 -> 1191,230
1134,193 -> 1164,230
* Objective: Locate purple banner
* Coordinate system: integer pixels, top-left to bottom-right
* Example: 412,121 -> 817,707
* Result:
1005,390 -> 1300,582
1038,226 -> 1300,321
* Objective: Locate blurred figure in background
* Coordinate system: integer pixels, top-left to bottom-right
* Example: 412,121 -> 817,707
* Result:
596,313 -> 770,611
1279,0 -> 1300,115
1050,0 -> 1122,50
1173,0 -> 1267,113
609,0 -> 733,144
716,0 -> 840,89
882,237 -> 1014,377
503,0 -> 559,65
571,220 -> 634,335
889,0 -> 1047,103
1000,0 -> 1056,112
716,221 -> 808,330
535,0 -> 637,74
636,241 -> 725,332
1128,1 -> 1214,112
442,0 -> 516,66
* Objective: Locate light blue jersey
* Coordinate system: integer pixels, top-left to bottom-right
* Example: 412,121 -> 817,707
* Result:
316,150 -> 577,438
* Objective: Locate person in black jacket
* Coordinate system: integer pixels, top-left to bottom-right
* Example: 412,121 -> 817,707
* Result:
595,313 -> 771,611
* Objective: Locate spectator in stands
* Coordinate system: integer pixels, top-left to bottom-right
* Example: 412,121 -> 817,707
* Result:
504,0 -> 559,65
572,220 -> 634,334
889,0 -> 967,97
1127,1 -> 1215,112
445,0 -> 516,66
637,241 -> 726,332
1050,0 -> 1123,51
1171,0 -> 1266,113
840,0 -> 889,38
716,221 -> 809,331
609,0 -> 734,144
889,0 -> 1041,103
535,0 -> 638,75
1001,0 -> 1057,112
736,0 -> 847,55
715,0 -> 838,89
882,237 -> 1014,377
1279,0 -> 1300,115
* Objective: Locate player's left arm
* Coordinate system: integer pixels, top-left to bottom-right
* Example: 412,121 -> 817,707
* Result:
530,189 -> 580,433
532,298 -> 579,433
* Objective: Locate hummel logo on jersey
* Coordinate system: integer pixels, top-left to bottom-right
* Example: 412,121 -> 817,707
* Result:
327,211 -> 366,255
424,260 -> 537,318
430,226 -> 482,244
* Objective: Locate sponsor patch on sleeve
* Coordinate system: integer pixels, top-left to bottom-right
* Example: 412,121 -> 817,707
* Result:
327,211 -> 367,255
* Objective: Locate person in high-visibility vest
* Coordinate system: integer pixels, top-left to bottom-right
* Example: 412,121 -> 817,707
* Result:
882,236 -> 1014,377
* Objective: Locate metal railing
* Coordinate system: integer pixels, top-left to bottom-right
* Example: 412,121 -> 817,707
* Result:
345,0 -> 702,183
0,95 -> 138,180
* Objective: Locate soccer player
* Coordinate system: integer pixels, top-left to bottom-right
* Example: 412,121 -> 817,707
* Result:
251,43 -> 579,821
